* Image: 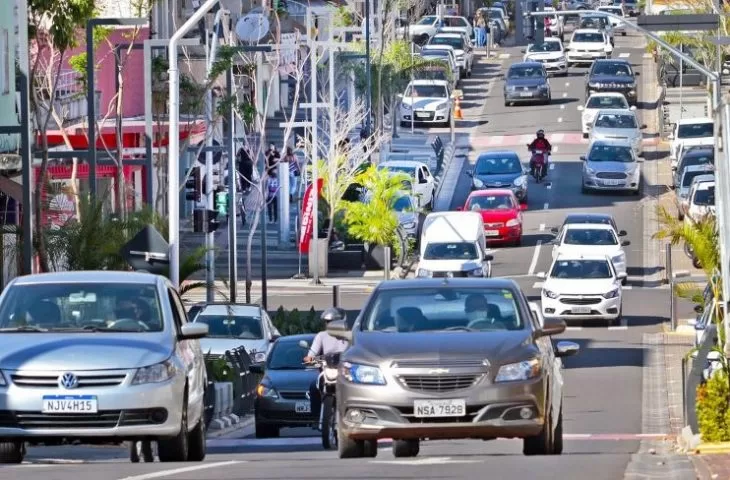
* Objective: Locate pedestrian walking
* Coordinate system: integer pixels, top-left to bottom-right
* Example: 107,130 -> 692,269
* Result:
284,147 -> 301,201
266,170 -> 280,223
237,146 -> 254,194
476,13 -> 487,47
265,143 -> 280,176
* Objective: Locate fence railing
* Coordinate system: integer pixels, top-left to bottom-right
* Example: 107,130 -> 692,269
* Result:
204,346 -> 262,427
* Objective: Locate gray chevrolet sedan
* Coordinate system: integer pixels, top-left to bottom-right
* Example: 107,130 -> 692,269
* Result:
327,278 -> 579,459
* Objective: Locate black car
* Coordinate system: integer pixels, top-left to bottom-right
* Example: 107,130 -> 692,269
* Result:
551,213 -> 627,237
585,59 -> 638,105
503,62 -> 551,106
251,333 -> 320,438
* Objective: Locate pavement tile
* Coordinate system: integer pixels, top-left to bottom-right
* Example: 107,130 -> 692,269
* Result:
693,454 -> 730,480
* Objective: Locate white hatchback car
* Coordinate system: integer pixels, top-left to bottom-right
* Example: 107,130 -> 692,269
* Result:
566,29 -> 613,65
589,108 -> 645,157
399,79 -> 452,127
379,160 -> 436,209
539,253 -> 625,324
578,93 -> 635,138
428,32 -> 473,77
551,223 -> 630,279
522,37 -> 568,76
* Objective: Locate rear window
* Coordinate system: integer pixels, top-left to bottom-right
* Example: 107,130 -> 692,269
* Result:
586,96 -> 628,109
196,314 -> 263,339
423,242 -> 479,260
678,123 -> 714,138
563,229 -> 618,245
693,185 -> 715,206
573,32 -> 604,42
683,170 -> 712,187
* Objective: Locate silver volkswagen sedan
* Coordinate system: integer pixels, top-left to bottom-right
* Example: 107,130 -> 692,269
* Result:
0,271 -> 208,464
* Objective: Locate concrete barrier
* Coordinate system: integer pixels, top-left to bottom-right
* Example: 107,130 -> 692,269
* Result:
209,381 -> 241,431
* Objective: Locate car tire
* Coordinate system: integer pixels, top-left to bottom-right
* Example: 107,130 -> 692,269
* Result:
187,414 -> 207,461
523,407 -> 554,455
321,395 -> 338,450
393,439 -> 419,457
337,427 -> 365,458
551,407 -> 564,455
400,121 -> 408,128
255,422 -> 280,438
678,212 -> 684,221
363,440 -> 378,458
158,393 -> 190,462
0,441 -> 24,464
621,277 -> 628,286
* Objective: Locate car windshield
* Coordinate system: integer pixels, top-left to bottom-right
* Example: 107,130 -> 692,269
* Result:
593,63 -> 632,76
595,113 -> 637,129
431,36 -> 463,49
0,282 -> 164,332
418,16 -> 437,25
588,144 -> 634,162
550,259 -> 612,279
678,122 -> 714,138
381,165 -> 415,176
267,340 -> 310,369
488,9 -> 504,18
682,154 -> 714,169
508,66 -> 545,78
422,51 -> 449,61
580,17 -> 607,27
563,228 -> 618,245
600,7 -> 622,14
683,170 -> 712,187
467,194 -> 514,210
423,242 -> 479,260
573,32 -> 604,42
393,195 -> 415,212
565,217 -> 616,230
529,41 -> 561,52
196,314 -> 263,339
361,287 -> 524,332
586,96 -> 628,109
693,186 -> 715,206
476,155 -> 522,174
405,84 -> 448,98
416,67 -> 448,82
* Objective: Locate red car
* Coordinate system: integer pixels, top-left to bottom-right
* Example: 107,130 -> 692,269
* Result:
457,189 -> 526,246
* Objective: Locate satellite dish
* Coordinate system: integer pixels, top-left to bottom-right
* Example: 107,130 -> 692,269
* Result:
236,13 -> 270,43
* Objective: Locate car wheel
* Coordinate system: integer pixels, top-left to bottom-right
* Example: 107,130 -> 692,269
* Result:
551,407 -> 564,455
363,440 -> 378,457
621,277 -> 628,286
400,121 -> 408,128
523,407 -> 554,455
337,426 -> 365,458
187,413 -> 207,461
321,395 -> 338,450
504,99 -> 510,107
393,439 -> 419,457
678,212 -> 684,221
255,421 -> 280,438
158,392 -> 190,462
0,441 -> 25,464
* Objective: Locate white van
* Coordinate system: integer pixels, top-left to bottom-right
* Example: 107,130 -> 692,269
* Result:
416,211 -> 494,278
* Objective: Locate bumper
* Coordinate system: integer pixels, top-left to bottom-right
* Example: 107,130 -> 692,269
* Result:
472,185 -> 527,201
400,108 -> 450,124
567,52 -> 608,64
582,174 -> 640,192
542,294 -> 622,320
505,90 -> 550,103
585,88 -> 637,104
255,397 -> 318,428
0,373 -> 186,439
543,61 -> 568,75
337,376 -> 546,441
484,225 -> 522,244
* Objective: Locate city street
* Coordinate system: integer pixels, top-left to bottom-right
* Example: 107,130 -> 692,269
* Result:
1,26 -> 701,480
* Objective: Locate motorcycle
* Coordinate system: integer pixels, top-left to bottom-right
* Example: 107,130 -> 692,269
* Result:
304,351 -> 341,450
527,145 -> 548,183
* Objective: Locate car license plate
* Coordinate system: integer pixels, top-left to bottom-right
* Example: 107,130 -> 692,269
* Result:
603,179 -> 623,186
295,401 -> 311,413
413,399 -> 466,418
485,230 -> 500,236
415,112 -> 430,118
519,92 -> 533,97
42,395 -> 98,414
571,306 -> 591,314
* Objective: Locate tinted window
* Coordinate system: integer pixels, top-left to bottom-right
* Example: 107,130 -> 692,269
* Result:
508,66 -> 545,78
475,155 -> 522,174
592,62 -> 632,76
563,228 -> 618,245
573,32 -> 604,42
0,282 -> 163,332
467,194 -> 514,210
196,314 -> 263,339
564,216 -> 615,230
267,340 -> 310,369
682,153 -> 714,169
683,170 -> 712,187
528,41 -> 561,52
361,287 -> 524,332
587,96 -> 628,109
381,165 -> 415,175
423,242 -> 479,260
693,185 -> 715,206
588,144 -> 634,162
431,36 -> 464,49
418,16 -> 437,25
678,123 -> 713,138
393,196 -> 415,212
416,67 -> 449,82
405,84 -> 448,98
595,113 -> 638,128
444,17 -> 468,26
550,259 -> 612,279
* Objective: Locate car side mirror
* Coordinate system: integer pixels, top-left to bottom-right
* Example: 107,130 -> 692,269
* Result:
580,155 -> 587,161
484,254 -> 494,261
326,319 -> 352,343
537,318 -> 567,337
617,272 -> 628,280
456,206 -> 463,211
536,271 -> 546,279
519,203 -> 528,211
635,71 -> 641,76
694,304 -> 704,314
671,165 -> 677,171
555,341 -> 580,358
621,240 -> 631,246
249,363 -> 265,374
619,229 -> 627,236
271,333 -> 280,341
180,323 -> 208,340
298,340 -> 309,349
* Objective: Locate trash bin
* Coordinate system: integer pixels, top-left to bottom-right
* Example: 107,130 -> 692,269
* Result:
309,238 -> 329,277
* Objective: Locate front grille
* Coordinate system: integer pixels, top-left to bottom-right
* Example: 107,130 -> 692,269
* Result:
596,172 -> 628,179
0,409 -> 165,430
485,222 -> 504,228
11,373 -> 127,388
398,374 -> 482,392
432,271 -> 468,278
392,359 -> 486,369
279,391 -> 308,400
560,297 -> 602,305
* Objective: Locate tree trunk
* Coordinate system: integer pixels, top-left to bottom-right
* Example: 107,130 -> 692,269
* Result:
33,132 -> 50,273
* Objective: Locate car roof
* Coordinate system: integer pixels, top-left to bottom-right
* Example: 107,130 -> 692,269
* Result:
573,28 -> 604,34
432,32 -> 463,38
685,164 -> 715,172
374,277 -> 520,291
587,92 -> 627,99
197,304 -> 262,316
588,138 -> 635,147
423,44 -> 455,50
409,79 -> 450,87
564,213 -> 615,223
468,188 -> 515,197
554,252 -> 611,261
11,270 -> 161,286
592,59 -> 631,66
509,61 -> 543,68
380,160 -> 427,169
694,180 -> 715,189
595,108 -> 637,115
477,149 -> 520,158
563,223 -> 614,231
677,117 -> 713,124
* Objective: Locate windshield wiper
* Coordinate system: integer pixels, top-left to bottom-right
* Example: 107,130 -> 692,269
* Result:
0,326 -> 48,332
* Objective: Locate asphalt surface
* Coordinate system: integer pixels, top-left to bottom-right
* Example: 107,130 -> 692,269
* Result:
6,26 -> 699,480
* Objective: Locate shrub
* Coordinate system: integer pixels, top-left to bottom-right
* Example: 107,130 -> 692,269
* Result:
271,307 -> 323,335
696,370 -> 730,443
205,353 -> 235,382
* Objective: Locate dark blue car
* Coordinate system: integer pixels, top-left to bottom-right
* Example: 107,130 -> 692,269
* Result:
467,150 -> 529,201
503,61 -> 551,106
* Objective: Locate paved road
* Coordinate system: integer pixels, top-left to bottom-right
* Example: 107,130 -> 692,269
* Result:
5,28 -> 697,480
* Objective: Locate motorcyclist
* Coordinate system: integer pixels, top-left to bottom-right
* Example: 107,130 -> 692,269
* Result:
527,129 -> 552,178
304,308 -> 349,419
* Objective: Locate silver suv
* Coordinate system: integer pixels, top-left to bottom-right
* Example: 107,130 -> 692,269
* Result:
327,278 -> 579,459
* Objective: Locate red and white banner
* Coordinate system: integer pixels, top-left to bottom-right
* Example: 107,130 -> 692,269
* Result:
299,178 -> 324,254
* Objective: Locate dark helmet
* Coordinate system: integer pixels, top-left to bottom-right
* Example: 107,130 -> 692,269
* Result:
321,307 -> 346,324
536,129 -> 545,138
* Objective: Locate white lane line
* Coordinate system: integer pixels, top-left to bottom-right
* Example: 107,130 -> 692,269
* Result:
557,117 -> 563,123
498,53 -> 511,59
532,282 -> 544,288
560,104 -> 565,109
546,184 -> 552,189
566,326 -> 583,331
562,92 -> 568,98
608,317 -> 629,330
623,285 -> 633,290
539,223 -> 546,231
543,202 -> 549,209
549,162 -> 556,169
117,461 -> 244,480
619,52 -> 631,58
565,82 -> 570,87
528,241 -> 543,275
643,52 -> 653,59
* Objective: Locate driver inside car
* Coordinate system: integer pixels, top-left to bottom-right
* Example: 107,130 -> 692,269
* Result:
111,298 -> 150,330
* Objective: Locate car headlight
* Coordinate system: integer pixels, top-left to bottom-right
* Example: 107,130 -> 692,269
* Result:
131,359 -> 177,385
0,371 -> 6,387
256,384 -> 279,398
542,288 -> 559,299
589,82 -> 601,88
585,167 -> 596,175
251,351 -> 267,363
495,358 -> 542,382
514,175 -> 527,187
402,221 -> 416,229
507,85 -> 517,92
401,103 -> 412,111
417,268 -> 433,278
506,218 -> 520,227
539,84 -> 549,90
467,267 -> 484,277
342,362 -> 386,385
629,89 -> 636,95
435,101 -> 448,110
473,178 -> 485,189
603,288 -> 620,299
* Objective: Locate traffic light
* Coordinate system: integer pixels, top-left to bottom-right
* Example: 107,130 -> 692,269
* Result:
193,208 -> 206,233
185,167 -> 202,202
207,210 -> 221,232
215,189 -> 228,217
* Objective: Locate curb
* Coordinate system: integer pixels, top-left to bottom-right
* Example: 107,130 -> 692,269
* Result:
207,414 -> 254,438
693,442 -> 730,455
434,141 -> 460,201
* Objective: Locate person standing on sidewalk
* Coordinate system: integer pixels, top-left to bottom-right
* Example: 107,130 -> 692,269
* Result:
266,170 -> 280,223
237,146 -> 254,194
476,13 -> 487,47
265,143 -> 280,176
283,147 -> 300,202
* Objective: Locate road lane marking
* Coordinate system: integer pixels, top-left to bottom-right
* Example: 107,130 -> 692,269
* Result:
565,433 -> 669,440
528,241 -> 542,275
557,117 -> 563,123
546,183 -> 552,189
562,92 -> 567,98
498,53 -> 511,59
372,457 -> 482,465
549,163 -> 555,169
539,223 -> 545,231
619,52 -> 631,58
117,461 -> 244,480
566,326 -> 583,331
543,202 -> 549,209
532,282 -> 544,288
623,285 -> 633,290
560,104 -> 565,109
565,82 -> 570,87
643,53 -> 653,58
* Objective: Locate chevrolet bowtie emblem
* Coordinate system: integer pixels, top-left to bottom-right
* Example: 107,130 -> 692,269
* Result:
428,368 -> 450,374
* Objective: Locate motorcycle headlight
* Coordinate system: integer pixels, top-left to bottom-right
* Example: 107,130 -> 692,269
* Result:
514,175 -> 527,187
542,288 -> 559,299
495,358 -> 542,382
506,218 -> 520,227
342,362 -> 386,385
402,221 -> 416,229
0,371 -> 6,387
473,178 -> 485,189
467,267 -> 484,277
256,384 -> 279,398
417,268 -> 433,278
132,359 -> 177,385
603,288 -> 620,299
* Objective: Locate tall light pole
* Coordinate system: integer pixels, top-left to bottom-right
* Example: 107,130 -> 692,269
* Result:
365,0 -> 372,132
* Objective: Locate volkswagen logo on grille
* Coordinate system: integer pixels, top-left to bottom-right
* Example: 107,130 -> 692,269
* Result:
58,372 -> 78,389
